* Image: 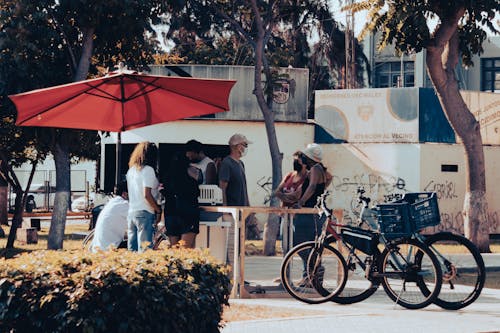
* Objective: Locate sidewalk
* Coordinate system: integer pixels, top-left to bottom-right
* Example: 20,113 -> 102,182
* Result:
222,287 -> 500,333
221,254 -> 500,333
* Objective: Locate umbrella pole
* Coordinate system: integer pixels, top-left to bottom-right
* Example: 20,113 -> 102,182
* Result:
115,132 -> 122,186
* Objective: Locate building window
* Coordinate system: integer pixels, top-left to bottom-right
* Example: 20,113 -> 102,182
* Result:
374,61 -> 415,88
481,58 -> 500,92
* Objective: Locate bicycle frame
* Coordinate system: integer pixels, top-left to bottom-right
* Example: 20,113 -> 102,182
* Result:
314,190 -> 434,280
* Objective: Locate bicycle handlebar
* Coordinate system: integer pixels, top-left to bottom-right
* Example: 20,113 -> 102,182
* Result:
316,190 -> 332,217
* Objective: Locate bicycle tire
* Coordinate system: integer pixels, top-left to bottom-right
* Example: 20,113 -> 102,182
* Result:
82,229 -> 95,251
328,238 -> 380,304
379,238 -> 442,309
280,241 -> 347,304
423,232 -> 486,310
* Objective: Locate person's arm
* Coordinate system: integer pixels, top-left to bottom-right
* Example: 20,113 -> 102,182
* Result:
296,167 -> 321,207
280,186 -> 303,204
205,162 -> 217,185
144,187 -> 161,214
142,166 -> 161,214
273,172 -> 291,200
219,180 -> 228,206
218,159 -> 230,206
325,169 -> 333,188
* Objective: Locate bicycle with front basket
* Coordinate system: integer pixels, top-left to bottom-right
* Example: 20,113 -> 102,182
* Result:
280,188 -> 444,309
281,188 -> 485,310
356,189 -> 485,309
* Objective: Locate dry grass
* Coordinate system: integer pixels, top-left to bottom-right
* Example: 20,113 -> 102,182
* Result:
0,222 -> 89,258
222,303 -> 325,323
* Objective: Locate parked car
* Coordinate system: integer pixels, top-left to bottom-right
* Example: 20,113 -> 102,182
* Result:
9,183 -> 56,212
71,191 -> 112,212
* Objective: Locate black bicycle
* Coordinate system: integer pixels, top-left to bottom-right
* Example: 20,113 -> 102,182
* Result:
281,189 -> 443,309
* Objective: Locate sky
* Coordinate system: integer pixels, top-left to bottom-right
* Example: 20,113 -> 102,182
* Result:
330,1 -> 500,39
154,3 -> 499,51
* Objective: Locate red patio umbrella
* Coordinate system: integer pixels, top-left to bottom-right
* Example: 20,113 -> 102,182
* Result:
10,71 -> 236,183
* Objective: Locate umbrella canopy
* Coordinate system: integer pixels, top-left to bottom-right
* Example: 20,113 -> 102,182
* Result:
11,72 -> 236,131
10,72 -> 236,184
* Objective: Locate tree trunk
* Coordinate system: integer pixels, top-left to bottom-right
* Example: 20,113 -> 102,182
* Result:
5,162 -> 37,248
0,176 -> 8,227
250,24 -> 283,255
74,27 -> 94,81
6,190 -> 23,248
48,139 -> 70,249
46,26 -> 95,249
261,103 -> 283,255
426,20 -> 490,252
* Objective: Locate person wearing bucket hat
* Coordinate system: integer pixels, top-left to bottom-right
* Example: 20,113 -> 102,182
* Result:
292,143 -> 332,282
295,143 -> 332,209
301,143 -> 323,163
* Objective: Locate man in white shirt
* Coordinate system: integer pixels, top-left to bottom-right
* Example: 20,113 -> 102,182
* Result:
91,182 -> 129,252
185,139 -> 217,185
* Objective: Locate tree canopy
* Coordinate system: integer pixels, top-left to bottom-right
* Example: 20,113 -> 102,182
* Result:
352,0 -> 499,65
0,0 -> 169,248
348,0 -> 499,251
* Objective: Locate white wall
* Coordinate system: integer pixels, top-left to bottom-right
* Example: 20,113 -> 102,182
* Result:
323,143 -> 421,224
14,157 -> 95,191
101,119 -> 315,206
101,120 -> 500,235
322,143 -> 499,234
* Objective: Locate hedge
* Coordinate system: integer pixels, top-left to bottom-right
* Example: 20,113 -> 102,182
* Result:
0,248 -> 231,333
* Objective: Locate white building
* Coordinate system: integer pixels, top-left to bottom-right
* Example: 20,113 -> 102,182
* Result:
363,35 -> 500,92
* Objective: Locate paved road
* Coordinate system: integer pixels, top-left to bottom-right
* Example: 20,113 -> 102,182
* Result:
221,254 -> 500,333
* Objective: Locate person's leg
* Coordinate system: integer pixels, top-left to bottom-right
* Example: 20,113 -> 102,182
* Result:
293,214 -> 316,276
180,213 -> 199,248
127,216 -> 138,252
181,232 -> 197,248
168,236 -> 180,247
165,215 -> 182,247
136,210 -> 155,252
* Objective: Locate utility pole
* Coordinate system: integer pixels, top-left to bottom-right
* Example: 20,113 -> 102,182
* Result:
344,0 -> 356,89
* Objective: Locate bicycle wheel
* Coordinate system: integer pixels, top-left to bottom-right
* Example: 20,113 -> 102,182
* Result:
423,232 -> 485,310
82,229 -> 95,251
329,241 -> 380,304
379,238 -> 442,309
281,241 -> 347,304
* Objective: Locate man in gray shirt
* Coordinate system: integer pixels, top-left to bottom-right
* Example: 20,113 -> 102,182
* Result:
219,133 -> 251,206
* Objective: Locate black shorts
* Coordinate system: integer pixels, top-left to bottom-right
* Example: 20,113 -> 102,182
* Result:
164,213 -> 200,237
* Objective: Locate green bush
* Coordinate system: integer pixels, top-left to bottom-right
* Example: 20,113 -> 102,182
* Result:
0,248 -> 231,332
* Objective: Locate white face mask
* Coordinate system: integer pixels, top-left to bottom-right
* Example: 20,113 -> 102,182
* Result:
240,146 -> 248,157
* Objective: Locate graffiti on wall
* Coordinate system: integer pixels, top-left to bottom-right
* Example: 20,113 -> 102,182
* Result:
256,176 -> 273,205
332,172 -> 498,234
423,180 -> 459,200
332,173 -> 406,195
331,173 -> 408,224
431,209 -> 500,235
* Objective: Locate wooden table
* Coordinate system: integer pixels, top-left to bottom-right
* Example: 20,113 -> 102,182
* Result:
200,206 -> 343,298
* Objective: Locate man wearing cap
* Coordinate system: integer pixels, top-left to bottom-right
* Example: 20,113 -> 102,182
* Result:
219,133 -> 252,206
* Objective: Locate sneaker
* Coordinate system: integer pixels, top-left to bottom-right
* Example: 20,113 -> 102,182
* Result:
272,276 -> 281,283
